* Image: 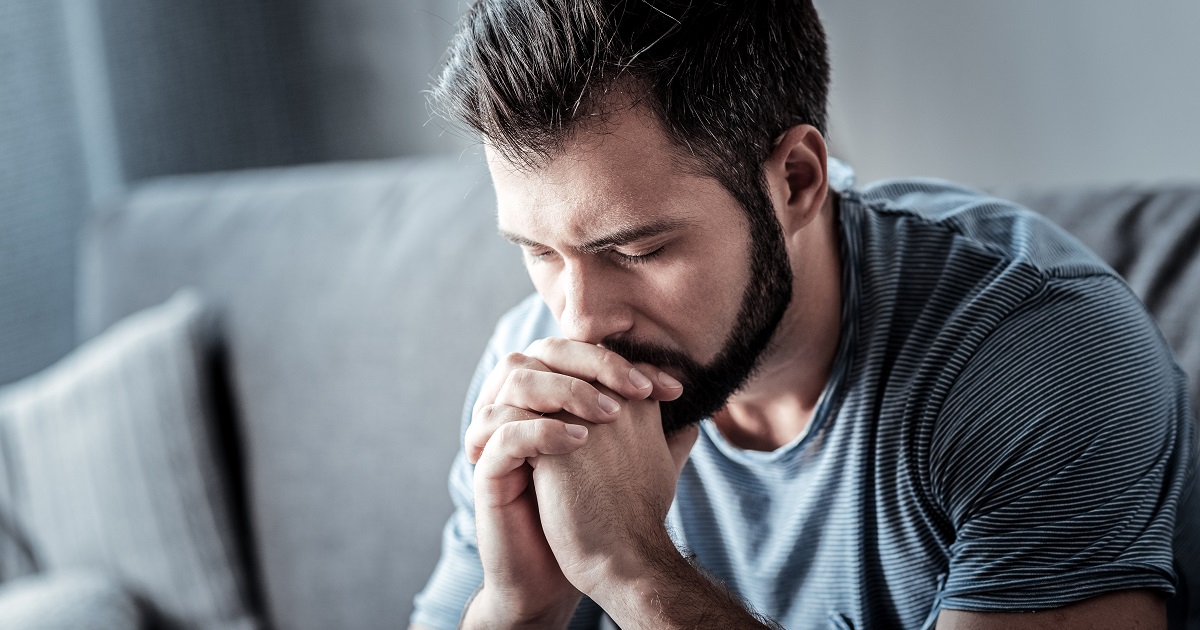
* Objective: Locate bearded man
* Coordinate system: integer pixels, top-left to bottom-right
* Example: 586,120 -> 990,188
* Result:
408,1 -> 1198,628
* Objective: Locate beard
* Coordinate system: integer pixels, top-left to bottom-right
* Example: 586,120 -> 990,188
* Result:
602,180 -> 794,435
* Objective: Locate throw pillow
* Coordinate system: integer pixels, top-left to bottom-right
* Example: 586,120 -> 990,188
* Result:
0,289 -> 259,629
0,569 -> 145,629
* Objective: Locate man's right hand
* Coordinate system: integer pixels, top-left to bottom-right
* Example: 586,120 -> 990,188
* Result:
461,338 -> 683,628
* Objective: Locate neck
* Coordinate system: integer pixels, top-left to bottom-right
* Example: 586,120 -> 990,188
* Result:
713,193 -> 843,451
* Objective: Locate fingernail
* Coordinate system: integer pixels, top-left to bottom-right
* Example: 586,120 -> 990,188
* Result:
598,393 -> 620,414
629,368 -> 653,390
565,424 -> 588,439
658,371 -> 683,389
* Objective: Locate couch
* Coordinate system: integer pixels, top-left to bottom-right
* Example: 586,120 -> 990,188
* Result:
1,157 -> 1196,629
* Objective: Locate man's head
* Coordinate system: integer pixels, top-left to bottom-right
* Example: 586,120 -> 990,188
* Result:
435,1 -> 833,432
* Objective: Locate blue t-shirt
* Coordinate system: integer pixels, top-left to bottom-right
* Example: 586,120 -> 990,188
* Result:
412,160 -> 1199,630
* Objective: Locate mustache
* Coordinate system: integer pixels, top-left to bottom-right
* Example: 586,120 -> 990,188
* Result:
600,335 -> 735,435
600,337 -> 702,375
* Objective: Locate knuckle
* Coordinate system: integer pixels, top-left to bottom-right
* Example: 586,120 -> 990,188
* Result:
493,420 -> 520,444
475,403 -> 496,424
463,426 -> 485,460
507,367 -> 532,389
523,420 -> 555,453
539,337 -> 566,357
500,352 -> 528,369
524,338 -> 549,356
566,378 -> 591,404
475,405 -> 523,439
600,349 -> 629,373
532,418 -> 559,446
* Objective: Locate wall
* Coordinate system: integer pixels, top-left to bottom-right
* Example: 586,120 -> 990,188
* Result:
291,0 -> 473,159
817,0 -> 1200,188
4,0 -> 1198,381
283,0 -> 1200,188
0,1 -> 88,386
0,0 -> 318,385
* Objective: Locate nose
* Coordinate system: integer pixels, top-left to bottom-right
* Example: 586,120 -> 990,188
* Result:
555,262 -> 632,345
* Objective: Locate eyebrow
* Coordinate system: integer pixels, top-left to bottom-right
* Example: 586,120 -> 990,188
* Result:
499,218 -> 694,254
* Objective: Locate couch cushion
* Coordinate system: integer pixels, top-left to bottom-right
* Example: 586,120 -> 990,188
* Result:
77,158 -> 533,630
1000,184 -> 1200,421
0,290 -> 259,629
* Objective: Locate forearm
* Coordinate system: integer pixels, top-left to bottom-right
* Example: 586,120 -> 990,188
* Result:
591,533 -> 781,630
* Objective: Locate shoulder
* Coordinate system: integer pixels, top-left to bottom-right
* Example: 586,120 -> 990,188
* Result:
846,177 -> 1112,281
839,178 -> 1141,374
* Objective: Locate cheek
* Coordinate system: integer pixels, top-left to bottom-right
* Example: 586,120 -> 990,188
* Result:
526,262 -> 564,316
643,247 -> 749,358
521,243 -> 749,361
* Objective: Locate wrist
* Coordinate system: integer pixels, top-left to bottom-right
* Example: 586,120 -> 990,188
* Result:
589,528 -> 688,621
590,531 -> 773,629
460,583 -> 580,630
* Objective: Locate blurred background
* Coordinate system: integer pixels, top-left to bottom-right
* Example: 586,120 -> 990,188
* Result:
2,0 -> 1199,385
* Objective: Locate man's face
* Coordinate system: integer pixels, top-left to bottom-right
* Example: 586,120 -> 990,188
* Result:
489,107 -> 793,433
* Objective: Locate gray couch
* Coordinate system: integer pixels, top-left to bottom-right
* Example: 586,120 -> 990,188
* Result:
56,158 -> 1200,627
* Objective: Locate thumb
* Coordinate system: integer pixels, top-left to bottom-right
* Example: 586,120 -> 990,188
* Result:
665,423 -> 700,475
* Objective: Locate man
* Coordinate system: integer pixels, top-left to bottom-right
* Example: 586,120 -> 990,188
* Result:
410,1 -> 1198,628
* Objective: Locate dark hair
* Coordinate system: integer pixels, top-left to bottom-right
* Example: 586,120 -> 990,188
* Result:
431,0 -> 831,201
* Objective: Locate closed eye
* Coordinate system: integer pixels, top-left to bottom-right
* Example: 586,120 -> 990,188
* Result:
522,247 -> 557,263
612,246 -> 665,266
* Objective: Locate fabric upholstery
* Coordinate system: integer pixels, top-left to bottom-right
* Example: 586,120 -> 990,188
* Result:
77,158 -> 533,630
0,290 -> 259,629
0,570 -> 145,630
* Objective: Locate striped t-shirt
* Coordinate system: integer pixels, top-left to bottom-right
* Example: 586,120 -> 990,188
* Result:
412,160 -> 1199,630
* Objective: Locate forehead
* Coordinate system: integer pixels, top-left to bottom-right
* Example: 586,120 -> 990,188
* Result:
487,106 -> 731,240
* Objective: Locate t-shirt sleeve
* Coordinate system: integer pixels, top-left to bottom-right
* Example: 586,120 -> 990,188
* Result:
929,274 -> 1194,612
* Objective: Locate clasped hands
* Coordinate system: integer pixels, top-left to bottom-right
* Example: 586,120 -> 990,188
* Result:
462,336 -> 700,627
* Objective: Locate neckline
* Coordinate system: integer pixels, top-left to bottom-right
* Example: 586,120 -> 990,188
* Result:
700,194 -> 863,466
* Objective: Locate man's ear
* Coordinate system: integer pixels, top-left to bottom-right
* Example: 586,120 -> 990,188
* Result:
763,124 -> 829,236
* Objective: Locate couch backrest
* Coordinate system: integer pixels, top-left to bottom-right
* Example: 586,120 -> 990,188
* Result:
79,158 -> 533,630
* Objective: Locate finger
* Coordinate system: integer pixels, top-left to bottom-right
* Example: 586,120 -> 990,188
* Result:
630,361 -> 685,402
665,423 -> 700,476
524,337 -> 659,401
466,403 -> 541,464
474,418 -> 589,488
495,368 -> 622,424
473,351 -> 550,418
